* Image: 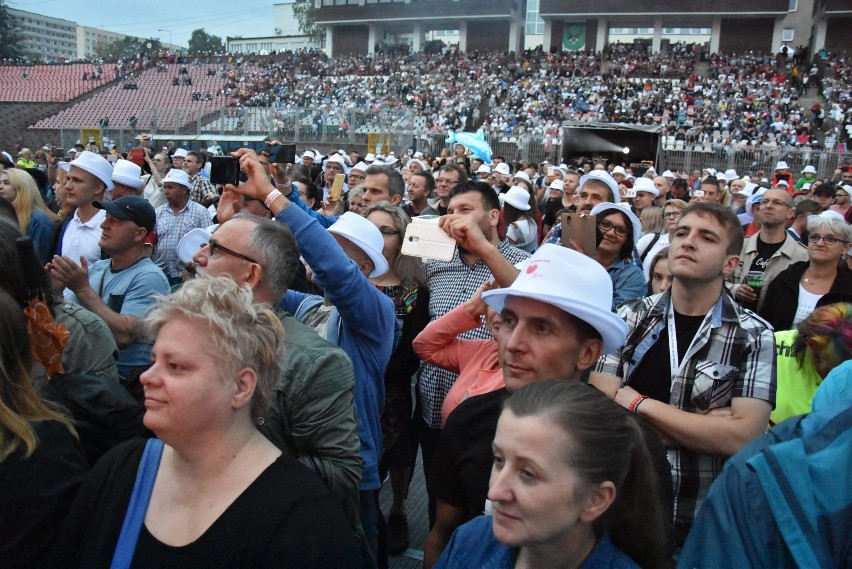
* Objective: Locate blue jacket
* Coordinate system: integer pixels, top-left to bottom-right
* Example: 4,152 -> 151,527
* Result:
607,257 -> 646,310
278,204 -> 396,491
435,516 -> 639,569
678,361 -> 852,569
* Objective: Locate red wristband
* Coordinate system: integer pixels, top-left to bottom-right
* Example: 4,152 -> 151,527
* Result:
628,395 -> 648,414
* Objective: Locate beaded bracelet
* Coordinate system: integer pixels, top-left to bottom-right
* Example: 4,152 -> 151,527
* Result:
628,395 -> 649,414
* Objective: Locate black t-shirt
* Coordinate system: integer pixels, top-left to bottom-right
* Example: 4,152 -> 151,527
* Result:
52,438 -> 360,569
748,237 -> 785,273
627,310 -> 706,403
430,389 -> 508,520
542,199 -> 567,228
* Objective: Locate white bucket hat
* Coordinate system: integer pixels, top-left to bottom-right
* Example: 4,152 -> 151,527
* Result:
500,186 -> 531,211
476,164 -> 492,175
746,188 -> 768,216
324,153 -> 350,174
512,171 -> 531,185
111,159 -> 145,189
775,161 -> 790,171
350,161 -> 369,174
724,169 -> 739,182
161,168 -> 192,189
364,153 -> 376,162
579,170 -> 621,203
590,202 -> 642,246
802,165 -> 817,174
59,150 -> 114,192
611,166 -> 627,176
662,169 -> 677,179
632,177 -> 659,197
482,244 -> 628,353
548,179 -> 564,192
173,148 -> 188,159
327,212 -> 389,277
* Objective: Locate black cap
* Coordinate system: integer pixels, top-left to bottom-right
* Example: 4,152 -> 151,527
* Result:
94,196 -> 156,233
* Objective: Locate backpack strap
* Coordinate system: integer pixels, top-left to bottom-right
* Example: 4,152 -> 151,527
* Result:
639,233 -> 662,263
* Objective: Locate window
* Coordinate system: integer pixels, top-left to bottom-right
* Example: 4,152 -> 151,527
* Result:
788,0 -> 797,11
782,28 -> 794,42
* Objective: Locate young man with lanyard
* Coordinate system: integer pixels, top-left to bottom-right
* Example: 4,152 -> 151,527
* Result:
590,201 -> 776,549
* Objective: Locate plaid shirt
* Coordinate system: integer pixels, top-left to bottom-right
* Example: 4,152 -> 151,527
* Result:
419,240 -> 530,428
189,173 -> 216,204
595,288 -> 776,546
154,201 -> 212,277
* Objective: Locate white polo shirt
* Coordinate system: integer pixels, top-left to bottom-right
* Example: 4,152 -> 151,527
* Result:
62,208 -> 106,266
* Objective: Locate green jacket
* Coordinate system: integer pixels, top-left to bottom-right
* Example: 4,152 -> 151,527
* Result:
259,308 -> 361,501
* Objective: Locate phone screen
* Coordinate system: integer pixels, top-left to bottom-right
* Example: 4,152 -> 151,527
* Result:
210,156 -> 240,186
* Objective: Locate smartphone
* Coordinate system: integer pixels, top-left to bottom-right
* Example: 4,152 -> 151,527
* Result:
273,143 -> 296,164
548,166 -> 557,176
210,156 -> 240,186
328,173 -> 345,202
693,189 -> 705,197
562,213 -> 597,257
51,148 -> 65,158
401,217 -> 457,262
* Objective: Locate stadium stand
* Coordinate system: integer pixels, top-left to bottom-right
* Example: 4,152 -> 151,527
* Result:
0,64 -> 112,102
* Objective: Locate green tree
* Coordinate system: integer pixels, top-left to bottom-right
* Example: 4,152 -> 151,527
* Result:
292,0 -> 322,42
0,0 -> 24,61
188,29 -> 224,54
94,36 -> 162,60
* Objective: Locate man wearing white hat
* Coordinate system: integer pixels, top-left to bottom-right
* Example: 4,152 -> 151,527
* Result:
347,161 -> 368,188
425,244 -> 672,567
153,168 -> 212,285
473,163 -> 491,183
171,147 -> 187,170
229,148 -> 396,561
542,169 -> 621,245
632,177 -> 660,217
110,159 -> 146,199
319,154 -> 350,202
56,150 -> 115,266
591,201 -> 776,549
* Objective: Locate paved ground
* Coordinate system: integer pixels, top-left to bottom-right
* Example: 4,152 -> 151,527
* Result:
380,449 -> 430,569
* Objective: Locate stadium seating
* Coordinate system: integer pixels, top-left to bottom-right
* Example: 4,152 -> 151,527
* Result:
0,64 -> 111,102
31,64 -> 228,131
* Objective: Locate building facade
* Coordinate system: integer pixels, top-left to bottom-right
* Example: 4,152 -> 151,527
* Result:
8,9 -> 77,61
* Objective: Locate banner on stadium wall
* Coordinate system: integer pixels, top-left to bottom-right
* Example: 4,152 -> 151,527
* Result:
563,23 -> 586,51
80,128 -> 103,148
367,132 -> 391,155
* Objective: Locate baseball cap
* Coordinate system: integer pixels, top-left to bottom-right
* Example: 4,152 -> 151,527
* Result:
93,196 -> 156,233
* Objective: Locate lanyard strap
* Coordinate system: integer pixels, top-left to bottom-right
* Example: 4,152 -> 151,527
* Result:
666,302 -> 711,386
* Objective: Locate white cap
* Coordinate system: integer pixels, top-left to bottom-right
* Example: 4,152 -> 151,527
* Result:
327,212 -> 388,277
494,163 -> 511,176
111,159 -> 145,189
513,171 -> 531,184
632,177 -> 659,197
481,244 -> 628,353
802,165 -> 817,174
58,151 -> 114,192
178,227 -> 212,264
775,161 -> 790,171
161,168 -> 192,189
476,164 -> 492,175
578,170 -> 621,204
500,186 -> 531,211
590,202 -> 642,246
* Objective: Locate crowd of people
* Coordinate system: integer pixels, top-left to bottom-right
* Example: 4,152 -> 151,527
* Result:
1,129 -> 850,569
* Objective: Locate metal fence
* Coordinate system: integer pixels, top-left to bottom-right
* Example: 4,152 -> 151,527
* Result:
57,107 -> 852,179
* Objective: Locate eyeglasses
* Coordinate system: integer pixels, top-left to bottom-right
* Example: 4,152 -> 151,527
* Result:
598,219 -> 629,238
808,233 -> 846,246
378,226 -> 400,236
759,199 -> 791,208
207,238 -> 259,264
436,177 -> 458,186
663,211 -> 682,220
